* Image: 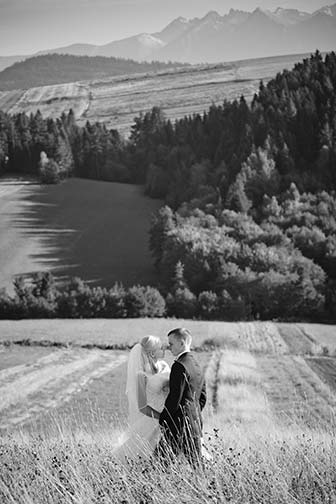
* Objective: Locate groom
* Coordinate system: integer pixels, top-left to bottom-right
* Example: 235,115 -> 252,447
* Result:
157,327 -> 207,463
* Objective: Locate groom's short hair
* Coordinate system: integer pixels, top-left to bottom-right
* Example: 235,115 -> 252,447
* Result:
168,327 -> 192,346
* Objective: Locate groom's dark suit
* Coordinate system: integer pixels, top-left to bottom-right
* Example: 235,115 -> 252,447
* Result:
159,351 -> 206,461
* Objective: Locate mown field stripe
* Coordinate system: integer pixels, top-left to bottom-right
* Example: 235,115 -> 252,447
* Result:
0,352 -> 127,430
305,356 -> 336,392
257,355 -> 336,427
0,350 -> 127,429
238,322 -> 289,354
276,324 -> 316,355
0,350 -> 124,411
0,350 -> 100,411
210,350 -> 274,428
0,349 -> 64,382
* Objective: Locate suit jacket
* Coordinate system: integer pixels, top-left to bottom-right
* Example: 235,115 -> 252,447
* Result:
159,352 -> 206,446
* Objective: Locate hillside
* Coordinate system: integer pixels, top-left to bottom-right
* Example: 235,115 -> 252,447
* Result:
0,55 -> 26,73
1,52 -> 336,322
0,177 -> 161,292
0,53 -> 186,90
0,53 -> 309,139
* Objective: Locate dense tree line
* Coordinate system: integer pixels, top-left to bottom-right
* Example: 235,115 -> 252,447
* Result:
131,51 -> 336,209
1,51 -> 336,321
0,108 -> 125,181
0,273 -> 166,319
149,190 -> 336,321
0,272 -> 252,321
0,53 -> 186,90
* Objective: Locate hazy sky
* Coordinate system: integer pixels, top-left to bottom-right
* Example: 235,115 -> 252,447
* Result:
0,0 -> 331,56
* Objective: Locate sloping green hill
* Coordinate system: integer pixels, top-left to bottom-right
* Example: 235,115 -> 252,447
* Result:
0,53 -> 185,90
0,177 -> 161,291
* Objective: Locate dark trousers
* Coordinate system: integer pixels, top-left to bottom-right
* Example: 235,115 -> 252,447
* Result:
154,426 -> 202,467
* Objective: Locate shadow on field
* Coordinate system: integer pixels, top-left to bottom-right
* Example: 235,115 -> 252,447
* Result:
5,177 -> 161,289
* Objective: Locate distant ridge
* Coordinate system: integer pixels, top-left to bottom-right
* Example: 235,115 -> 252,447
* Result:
0,53 -> 187,91
0,3 -> 335,70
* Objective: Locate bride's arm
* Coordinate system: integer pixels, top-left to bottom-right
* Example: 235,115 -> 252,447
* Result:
137,373 -> 160,419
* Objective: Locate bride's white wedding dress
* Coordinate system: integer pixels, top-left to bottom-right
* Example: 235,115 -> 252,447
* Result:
114,353 -> 170,462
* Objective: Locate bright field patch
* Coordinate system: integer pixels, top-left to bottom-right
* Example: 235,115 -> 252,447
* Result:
0,346 -> 127,432
0,319 -> 290,352
204,348 -> 336,432
297,323 -> 336,354
7,83 -> 90,118
276,323 -> 323,355
1,320 -> 334,354
0,344 -> 210,433
81,55 -> 302,137
1,54 -> 306,138
0,90 -> 25,112
1,320 -> 335,433
0,177 -> 161,292
1,322 -> 336,504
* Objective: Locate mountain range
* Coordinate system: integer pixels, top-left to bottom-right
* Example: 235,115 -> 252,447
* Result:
1,4 -> 335,71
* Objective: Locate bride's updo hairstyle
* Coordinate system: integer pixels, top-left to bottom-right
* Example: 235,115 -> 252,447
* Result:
140,335 -> 162,373
140,335 -> 161,354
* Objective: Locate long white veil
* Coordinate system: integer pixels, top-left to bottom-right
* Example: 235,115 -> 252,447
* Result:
126,343 -> 147,426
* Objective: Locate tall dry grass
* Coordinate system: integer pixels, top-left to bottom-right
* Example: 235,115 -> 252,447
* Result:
1,348 -> 335,504
1,420 -> 335,504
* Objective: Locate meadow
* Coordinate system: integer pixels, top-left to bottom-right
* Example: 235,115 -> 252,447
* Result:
0,89 -> 25,112
0,319 -> 336,503
0,53 -> 310,137
7,82 -> 91,119
0,177 -> 161,293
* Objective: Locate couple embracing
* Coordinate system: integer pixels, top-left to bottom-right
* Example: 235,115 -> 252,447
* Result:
116,328 -> 207,465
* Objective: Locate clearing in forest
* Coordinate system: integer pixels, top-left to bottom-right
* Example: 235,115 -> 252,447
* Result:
0,177 -> 161,293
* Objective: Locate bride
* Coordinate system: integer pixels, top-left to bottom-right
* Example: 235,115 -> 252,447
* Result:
114,335 -> 170,461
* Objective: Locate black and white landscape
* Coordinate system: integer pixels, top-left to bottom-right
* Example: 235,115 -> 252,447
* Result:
0,3 -> 335,71
1,1 -> 336,503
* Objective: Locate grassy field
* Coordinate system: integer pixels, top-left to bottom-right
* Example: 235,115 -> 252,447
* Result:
0,53 -> 309,137
83,54 -> 305,137
8,82 -> 90,118
0,319 -> 335,432
1,319 -> 334,353
0,176 -> 161,293
0,89 -> 25,112
0,319 -> 291,349
297,323 -> 336,353
0,319 -> 335,503
306,356 -> 336,393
